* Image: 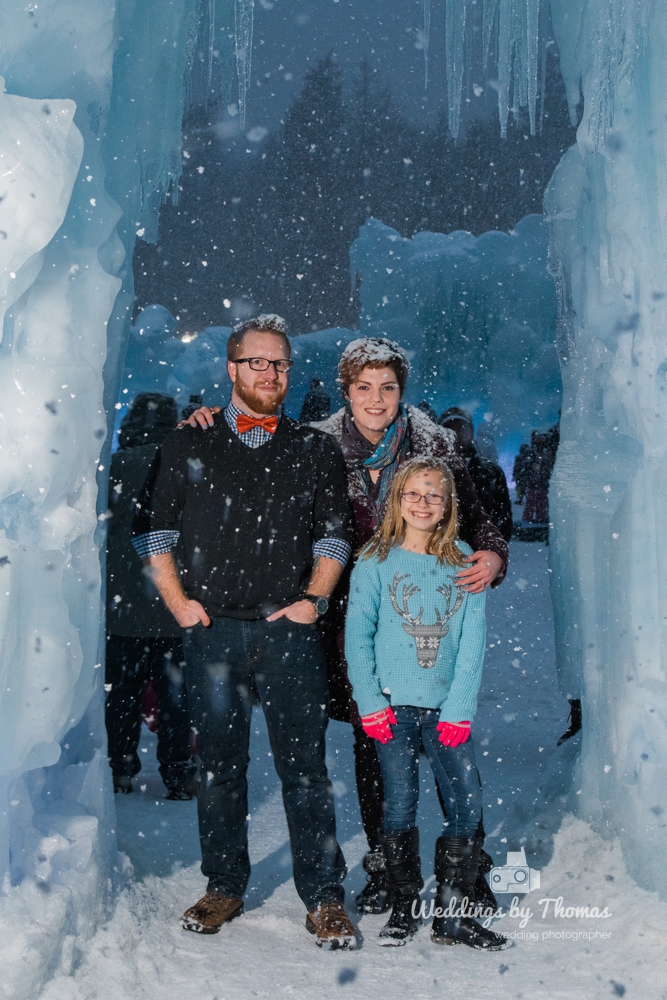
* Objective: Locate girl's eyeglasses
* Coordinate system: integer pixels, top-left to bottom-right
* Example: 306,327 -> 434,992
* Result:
400,491 -> 448,506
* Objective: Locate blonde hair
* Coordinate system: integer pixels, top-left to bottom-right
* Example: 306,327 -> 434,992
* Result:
360,458 -> 465,566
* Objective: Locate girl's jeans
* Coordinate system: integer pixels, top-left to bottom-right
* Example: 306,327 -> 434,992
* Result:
375,705 -> 483,837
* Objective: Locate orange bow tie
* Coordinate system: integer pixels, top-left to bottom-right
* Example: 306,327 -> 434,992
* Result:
236,413 -> 279,435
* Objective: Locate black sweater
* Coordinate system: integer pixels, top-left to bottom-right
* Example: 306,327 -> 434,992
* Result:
134,414 -> 354,619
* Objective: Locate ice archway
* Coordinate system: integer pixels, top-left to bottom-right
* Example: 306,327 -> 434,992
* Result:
1,0 -> 667,994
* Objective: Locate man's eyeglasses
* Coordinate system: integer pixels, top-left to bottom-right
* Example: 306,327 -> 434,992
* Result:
234,357 -> 293,373
400,491 -> 448,506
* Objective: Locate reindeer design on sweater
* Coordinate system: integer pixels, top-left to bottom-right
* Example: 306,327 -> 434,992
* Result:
388,573 -> 464,669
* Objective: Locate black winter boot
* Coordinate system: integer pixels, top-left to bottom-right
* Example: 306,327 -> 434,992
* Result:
431,836 -> 510,950
113,773 -> 132,794
355,849 -> 391,914
378,829 -> 423,946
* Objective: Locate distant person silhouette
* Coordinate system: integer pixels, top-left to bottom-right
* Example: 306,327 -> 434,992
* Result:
475,423 -> 499,463
299,378 -> 331,422
439,408 -> 512,542
416,400 -> 438,423
181,394 -> 204,422
105,392 -> 197,798
513,444 -> 532,504
522,431 -> 552,524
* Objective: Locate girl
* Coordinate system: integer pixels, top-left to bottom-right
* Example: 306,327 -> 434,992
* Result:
345,458 -> 509,949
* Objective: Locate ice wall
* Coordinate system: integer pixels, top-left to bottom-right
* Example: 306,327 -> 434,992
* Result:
350,214 -> 561,441
546,0 -> 667,896
120,305 -> 186,398
0,3 -> 207,994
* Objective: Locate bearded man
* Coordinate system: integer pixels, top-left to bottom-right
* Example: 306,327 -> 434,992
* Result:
132,315 -> 357,948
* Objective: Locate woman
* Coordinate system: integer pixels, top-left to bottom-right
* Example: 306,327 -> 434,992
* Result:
313,338 -> 507,914
185,336 -> 508,912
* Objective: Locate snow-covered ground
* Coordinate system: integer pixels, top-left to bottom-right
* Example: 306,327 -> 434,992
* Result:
40,542 -> 667,1000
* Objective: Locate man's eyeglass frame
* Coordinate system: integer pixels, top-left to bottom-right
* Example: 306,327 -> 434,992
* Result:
233,357 -> 293,373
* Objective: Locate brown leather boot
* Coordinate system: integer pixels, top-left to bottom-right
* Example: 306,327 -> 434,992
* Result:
181,892 -> 243,934
306,902 -> 357,950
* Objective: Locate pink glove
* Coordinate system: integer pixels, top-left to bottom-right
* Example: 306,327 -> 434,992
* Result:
361,707 -> 397,744
437,721 -> 471,747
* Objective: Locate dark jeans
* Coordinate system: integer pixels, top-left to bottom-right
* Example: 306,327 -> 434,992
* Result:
105,635 -> 195,791
375,706 -> 483,837
353,722 -> 486,851
182,616 -> 346,911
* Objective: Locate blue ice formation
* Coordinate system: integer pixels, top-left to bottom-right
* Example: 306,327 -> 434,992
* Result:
349,213 -> 561,440
0,3 -> 205,995
546,0 -> 667,897
120,305 -> 186,399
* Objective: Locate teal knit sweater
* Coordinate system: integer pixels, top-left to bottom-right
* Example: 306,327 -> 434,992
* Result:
345,543 -> 486,723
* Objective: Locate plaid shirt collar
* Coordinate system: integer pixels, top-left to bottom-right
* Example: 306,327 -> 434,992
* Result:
224,400 -> 283,448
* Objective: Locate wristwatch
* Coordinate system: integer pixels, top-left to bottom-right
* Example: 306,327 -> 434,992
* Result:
301,593 -> 329,617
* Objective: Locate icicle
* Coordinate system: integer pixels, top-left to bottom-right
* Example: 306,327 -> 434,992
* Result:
205,0 -> 216,107
514,0 -> 528,121
445,0 -> 467,139
423,0 -> 431,90
235,0 -> 254,130
183,0 -> 202,111
493,0 -> 542,138
482,0 -> 497,73
538,0 -> 548,133
525,0 -> 540,134
496,0 -> 513,138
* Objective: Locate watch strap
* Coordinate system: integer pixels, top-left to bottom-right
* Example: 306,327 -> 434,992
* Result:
301,593 -> 329,615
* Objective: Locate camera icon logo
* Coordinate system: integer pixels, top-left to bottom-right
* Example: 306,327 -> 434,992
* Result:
489,848 -> 541,894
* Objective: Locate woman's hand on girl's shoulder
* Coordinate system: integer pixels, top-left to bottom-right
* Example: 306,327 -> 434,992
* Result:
455,550 -> 502,592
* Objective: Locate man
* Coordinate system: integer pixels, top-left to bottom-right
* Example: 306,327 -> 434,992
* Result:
132,315 -> 357,949
439,408 -> 513,543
